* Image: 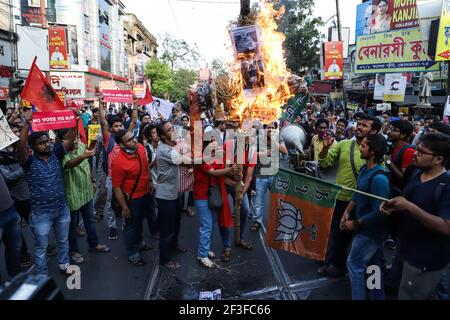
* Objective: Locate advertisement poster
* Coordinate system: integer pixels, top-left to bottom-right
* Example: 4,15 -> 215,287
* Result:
355,1 -> 375,38
324,41 -> 343,80
435,0 -> 450,60
374,74 -> 386,100
355,28 -> 438,73
357,0 -> 420,35
98,0 -> 112,72
384,73 -> 407,102
133,84 -> 145,98
50,72 -> 86,99
102,90 -> 134,103
32,110 -> 77,132
49,27 -> 69,70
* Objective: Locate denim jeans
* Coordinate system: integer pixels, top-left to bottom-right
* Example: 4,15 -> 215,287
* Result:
157,198 -> 181,265
124,193 -> 150,260
30,206 -> 71,276
195,200 -> 231,258
435,271 -> 449,300
69,200 -> 99,253
253,176 -> 274,225
15,199 -> 31,255
0,206 -> 22,279
347,233 -> 385,300
103,176 -> 117,229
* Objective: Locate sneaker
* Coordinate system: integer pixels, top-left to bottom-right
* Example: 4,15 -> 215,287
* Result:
108,228 -> 118,240
207,251 -> 216,259
197,256 -> 215,268
70,252 -> 85,264
47,245 -> 57,256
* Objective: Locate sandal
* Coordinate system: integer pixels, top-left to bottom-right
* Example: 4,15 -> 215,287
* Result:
89,244 -> 111,253
128,257 -> 146,267
164,261 -> 180,269
235,240 -> 253,250
197,256 -> 215,268
221,248 -> 232,263
94,213 -> 103,223
70,252 -> 85,264
250,222 -> 260,232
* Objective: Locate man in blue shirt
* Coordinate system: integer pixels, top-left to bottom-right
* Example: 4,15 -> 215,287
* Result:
17,109 -> 79,276
341,134 -> 390,300
381,132 -> 450,300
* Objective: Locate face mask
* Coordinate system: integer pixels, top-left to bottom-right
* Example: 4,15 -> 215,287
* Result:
125,148 -> 137,154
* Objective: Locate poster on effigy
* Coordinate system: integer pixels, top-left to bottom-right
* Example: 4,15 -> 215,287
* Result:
0,109 -> 19,151
230,25 -> 262,59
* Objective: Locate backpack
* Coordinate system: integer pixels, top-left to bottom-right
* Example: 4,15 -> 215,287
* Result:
393,144 -> 416,170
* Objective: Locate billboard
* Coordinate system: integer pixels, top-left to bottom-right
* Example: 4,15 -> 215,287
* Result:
324,41 -> 343,80
49,27 -> 69,70
17,25 -> 50,71
49,72 -> 86,99
435,0 -> 450,60
356,0 -> 420,36
98,0 -> 112,73
355,28 -> 438,73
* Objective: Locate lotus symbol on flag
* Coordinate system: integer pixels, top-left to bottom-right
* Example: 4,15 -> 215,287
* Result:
275,200 -> 318,242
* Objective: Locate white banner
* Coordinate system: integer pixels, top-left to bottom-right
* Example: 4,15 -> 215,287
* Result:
49,72 -> 86,99
145,97 -> 174,120
376,103 -> 392,111
0,109 -> 19,151
384,74 -> 407,102
374,74 -> 385,101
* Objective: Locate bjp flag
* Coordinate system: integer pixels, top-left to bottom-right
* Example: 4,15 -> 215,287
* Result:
265,168 -> 340,261
21,57 -> 65,112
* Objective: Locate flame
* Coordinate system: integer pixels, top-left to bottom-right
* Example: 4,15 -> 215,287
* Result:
228,1 -> 292,125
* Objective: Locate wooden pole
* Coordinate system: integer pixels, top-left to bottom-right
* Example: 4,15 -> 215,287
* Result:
40,0 -> 47,28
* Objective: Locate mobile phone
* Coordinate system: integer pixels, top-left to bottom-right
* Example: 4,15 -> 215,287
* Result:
88,140 -> 97,150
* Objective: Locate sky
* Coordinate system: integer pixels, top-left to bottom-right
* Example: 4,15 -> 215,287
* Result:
122,0 -> 362,65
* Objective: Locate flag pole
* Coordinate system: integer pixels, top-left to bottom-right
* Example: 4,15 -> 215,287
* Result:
340,185 -> 390,202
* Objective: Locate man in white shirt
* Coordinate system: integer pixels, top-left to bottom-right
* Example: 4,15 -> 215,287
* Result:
328,59 -> 341,73
51,47 -> 65,62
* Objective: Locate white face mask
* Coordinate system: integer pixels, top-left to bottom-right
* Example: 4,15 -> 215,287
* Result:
124,148 -> 137,154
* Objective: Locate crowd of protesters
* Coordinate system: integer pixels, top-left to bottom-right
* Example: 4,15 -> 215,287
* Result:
1,94 -> 450,301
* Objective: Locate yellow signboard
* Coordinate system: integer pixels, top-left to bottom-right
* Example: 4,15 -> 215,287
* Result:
355,28 -> 439,73
88,125 -> 100,143
436,0 -> 450,60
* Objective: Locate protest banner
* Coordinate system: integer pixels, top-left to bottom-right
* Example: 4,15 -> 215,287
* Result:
355,28 -> 438,73
102,90 -> 134,103
0,109 -> 19,151
32,110 -> 76,131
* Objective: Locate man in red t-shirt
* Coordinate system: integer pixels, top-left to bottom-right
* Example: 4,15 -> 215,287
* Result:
386,120 -> 415,190
112,130 -> 153,267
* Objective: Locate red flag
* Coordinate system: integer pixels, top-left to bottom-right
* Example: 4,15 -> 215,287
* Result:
135,80 -> 153,105
21,57 -> 66,112
69,100 -> 88,144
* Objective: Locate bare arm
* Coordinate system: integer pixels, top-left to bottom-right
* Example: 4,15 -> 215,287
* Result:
63,148 -> 95,169
18,111 -> 32,164
207,166 -> 234,177
99,100 -> 111,141
113,187 -> 130,217
242,166 -> 255,194
127,108 -> 138,134
62,111 -> 80,152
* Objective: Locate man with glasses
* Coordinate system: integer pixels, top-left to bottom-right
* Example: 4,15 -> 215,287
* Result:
381,132 -> 450,300
17,110 -> 79,276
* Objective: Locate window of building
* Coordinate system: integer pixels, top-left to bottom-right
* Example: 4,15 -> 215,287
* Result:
29,0 -> 47,7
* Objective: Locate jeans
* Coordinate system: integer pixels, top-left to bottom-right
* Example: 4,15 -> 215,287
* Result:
145,191 -> 158,236
347,233 -> 385,300
435,271 -> 449,300
124,194 -> 150,260
227,187 -> 250,240
103,176 -> 117,229
69,200 -> 99,253
182,191 -> 194,210
15,199 -> 31,255
327,200 -> 352,270
157,198 -> 181,265
253,176 -> 274,225
195,200 -> 231,258
30,206 -> 71,276
0,206 -> 22,279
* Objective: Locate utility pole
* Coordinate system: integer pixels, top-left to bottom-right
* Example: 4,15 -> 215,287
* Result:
335,0 -> 342,41
40,0 -> 47,28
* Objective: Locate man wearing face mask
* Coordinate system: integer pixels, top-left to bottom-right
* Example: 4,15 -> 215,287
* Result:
111,129 -> 153,266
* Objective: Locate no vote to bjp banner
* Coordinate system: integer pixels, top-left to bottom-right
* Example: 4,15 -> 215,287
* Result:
355,28 -> 439,74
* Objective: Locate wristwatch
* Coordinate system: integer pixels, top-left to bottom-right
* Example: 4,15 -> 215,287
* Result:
385,159 -> 392,166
